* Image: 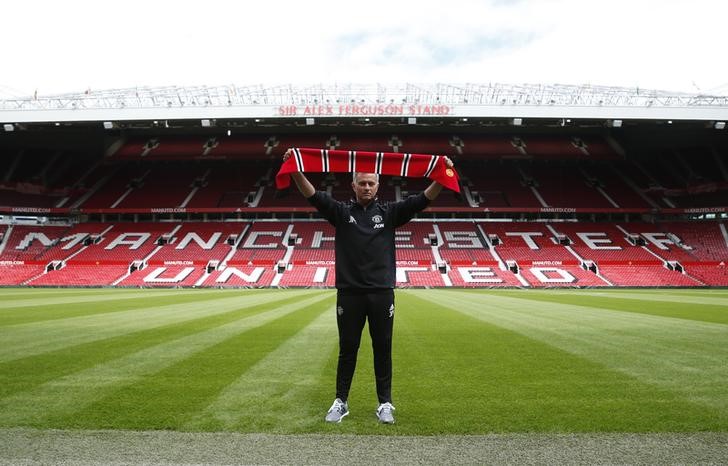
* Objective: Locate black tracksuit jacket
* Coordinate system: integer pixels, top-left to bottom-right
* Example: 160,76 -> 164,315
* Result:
307,191 -> 430,289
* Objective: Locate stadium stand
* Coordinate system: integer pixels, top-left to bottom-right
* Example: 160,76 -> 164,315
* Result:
586,163 -> 653,209
1,128 -> 727,288
144,222 -> 246,265
597,265 -> 704,287
521,163 -> 615,208
0,263 -> 47,286
447,263 -> 523,287
200,265 -> 277,288
437,221 -> 496,264
118,265 -> 208,287
34,222 -> 113,262
259,172 -> 327,208
113,164 -> 201,208
0,225 -> 71,262
28,265 -> 129,287
519,264 -> 610,287
80,164 -> 152,209
459,160 -> 543,208
481,222 -> 579,265
548,223 -> 661,264
686,264 -> 728,286
277,263 -> 336,287
656,222 -> 727,262
0,219 -> 725,288
224,221 -> 289,266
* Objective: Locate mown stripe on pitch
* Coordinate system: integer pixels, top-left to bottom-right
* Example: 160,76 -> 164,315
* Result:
661,289 -> 728,296
507,288 -> 728,307
0,292 -> 330,428
496,290 -> 728,323
182,297 -> 338,432
0,286 -> 124,294
413,289 -> 728,414
479,289 -> 728,325
0,293 -> 311,400
0,288 -> 124,300
0,290 -> 317,363
578,288 -> 728,296
387,291 -> 728,433
0,289 -> 260,327
0,288 -> 209,310
47,295 -> 334,430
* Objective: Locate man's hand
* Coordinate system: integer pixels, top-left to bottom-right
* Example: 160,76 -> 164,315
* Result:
424,156 -> 455,201
283,148 -> 315,197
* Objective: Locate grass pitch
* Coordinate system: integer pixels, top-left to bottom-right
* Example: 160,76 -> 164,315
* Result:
1,287 -> 727,438
2,287 -> 728,463
0,289 -> 728,464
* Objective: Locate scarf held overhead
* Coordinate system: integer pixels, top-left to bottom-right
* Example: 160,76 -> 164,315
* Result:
276,148 -> 460,193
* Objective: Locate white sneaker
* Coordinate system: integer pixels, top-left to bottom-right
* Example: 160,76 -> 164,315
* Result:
325,398 -> 349,423
376,402 -> 395,424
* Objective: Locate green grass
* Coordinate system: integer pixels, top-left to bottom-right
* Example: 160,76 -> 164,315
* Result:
0,287 -> 726,435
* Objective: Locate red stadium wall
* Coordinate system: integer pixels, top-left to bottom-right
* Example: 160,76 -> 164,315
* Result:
1,220 -> 726,288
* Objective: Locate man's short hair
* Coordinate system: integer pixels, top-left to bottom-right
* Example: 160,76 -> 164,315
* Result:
353,172 -> 380,183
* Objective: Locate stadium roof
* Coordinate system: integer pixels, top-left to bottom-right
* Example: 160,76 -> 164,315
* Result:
2,83 -> 728,127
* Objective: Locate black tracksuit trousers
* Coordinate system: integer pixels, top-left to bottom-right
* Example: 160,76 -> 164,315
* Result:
335,289 -> 395,404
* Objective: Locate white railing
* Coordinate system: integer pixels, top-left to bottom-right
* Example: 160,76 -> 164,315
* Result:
2,83 -> 727,112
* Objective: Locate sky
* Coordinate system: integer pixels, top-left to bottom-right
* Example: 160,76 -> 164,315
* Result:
1,0 -> 726,98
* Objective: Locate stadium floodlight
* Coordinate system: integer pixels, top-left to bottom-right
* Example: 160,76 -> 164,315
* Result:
612,119 -> 622,128
102,121 -> 114,130
408,117 -> 417,125
306,118 -> 315,126
3,124 -> 14,132
715,121 -> 726,130
512,118 -> 523,126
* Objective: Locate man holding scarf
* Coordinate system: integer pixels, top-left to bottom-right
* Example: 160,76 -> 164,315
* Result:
281,148 -> 456,424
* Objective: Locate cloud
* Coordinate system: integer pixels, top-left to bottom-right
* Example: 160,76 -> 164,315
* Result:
335,30 -> 536,70
1,0 -> 726,96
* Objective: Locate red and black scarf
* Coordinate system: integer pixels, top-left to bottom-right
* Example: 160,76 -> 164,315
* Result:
276,148 -> 460,193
